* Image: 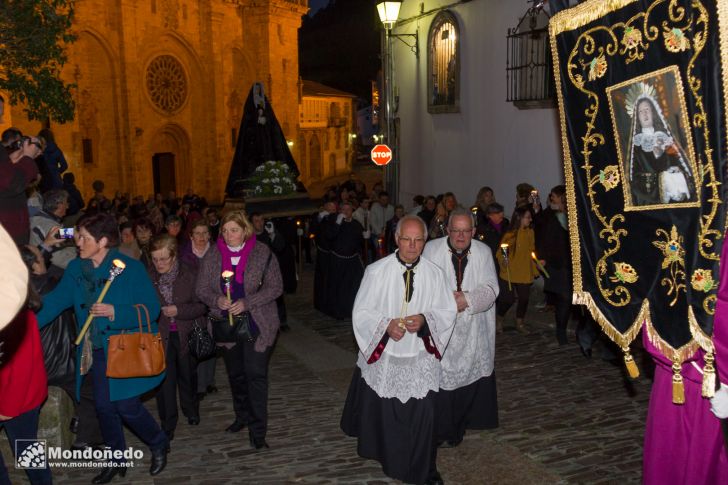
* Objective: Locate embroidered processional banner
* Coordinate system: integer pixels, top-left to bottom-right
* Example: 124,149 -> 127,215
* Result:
549,0 -> 728,389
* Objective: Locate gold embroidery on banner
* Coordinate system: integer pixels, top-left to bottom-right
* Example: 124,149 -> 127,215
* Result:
609,262 -> 639,283
550,0 -> 639,36
653,225 -> 687,306
688,306 -> 715,352
549,0 -> 724,358
594,165 -> 621,191
690,268 -> 717,292
573,291 -> 646,348
644,311 -> 699,363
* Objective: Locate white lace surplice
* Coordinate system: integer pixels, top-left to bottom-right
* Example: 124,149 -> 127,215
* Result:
423,238 -> 499,390
353,253 -> 457,403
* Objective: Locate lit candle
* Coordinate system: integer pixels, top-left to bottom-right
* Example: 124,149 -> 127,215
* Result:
531,252 -> 550,278
75,259 -> 126,345
500,244 -> 512,291
222,270 -> 235,326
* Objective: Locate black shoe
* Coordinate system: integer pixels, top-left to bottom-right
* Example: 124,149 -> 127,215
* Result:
70,416 -> 79,434
425,470 -> 444,485
580,346 -> 593,358
280,324 -> 291,332
438,437 -> 463,448
149,446 -> 168,476
206,385 -> 218,394
71,441 -> 89,451
165,429 -> 175,442
91,466 -> 126,484
225,421 -> 245,433
249,433 -> 269,450
188,416 -> 200,425
196,391 -> 206,401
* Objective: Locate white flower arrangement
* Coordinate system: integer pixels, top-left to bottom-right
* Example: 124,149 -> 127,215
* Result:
249,161 -> 297,197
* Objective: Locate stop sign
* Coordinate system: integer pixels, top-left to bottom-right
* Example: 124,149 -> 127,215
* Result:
370,144 -> 393,166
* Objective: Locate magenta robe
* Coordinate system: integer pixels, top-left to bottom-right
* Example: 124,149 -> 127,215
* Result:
642,242 -> 728,483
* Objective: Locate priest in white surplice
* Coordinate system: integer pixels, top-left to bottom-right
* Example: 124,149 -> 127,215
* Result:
423,207 -> 500,448
341,216 -> 457,485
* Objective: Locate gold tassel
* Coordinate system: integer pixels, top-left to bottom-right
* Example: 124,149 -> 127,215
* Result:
702,352 -> 716,399
622,346 -> 640,379
672,361 -> 685,404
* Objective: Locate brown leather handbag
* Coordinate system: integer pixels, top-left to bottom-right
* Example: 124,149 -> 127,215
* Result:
106,304 -> 166,378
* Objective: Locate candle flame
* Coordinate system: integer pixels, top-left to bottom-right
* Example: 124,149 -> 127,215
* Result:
221,270 -> 234,279
112,259 -> 126,269
500,244 -> 508,249
531,252 -> 537,259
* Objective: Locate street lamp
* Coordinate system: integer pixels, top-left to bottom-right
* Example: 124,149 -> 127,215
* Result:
377,1 -> 401,203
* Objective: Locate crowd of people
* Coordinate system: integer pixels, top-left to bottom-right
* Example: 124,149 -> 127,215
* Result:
0,126 -> 290,484
312,180 -> 589,350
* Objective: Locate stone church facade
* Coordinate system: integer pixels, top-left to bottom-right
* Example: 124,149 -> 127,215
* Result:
3,0 -> 308,203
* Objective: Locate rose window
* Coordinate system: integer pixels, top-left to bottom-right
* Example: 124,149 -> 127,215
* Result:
146,55 -> 187,113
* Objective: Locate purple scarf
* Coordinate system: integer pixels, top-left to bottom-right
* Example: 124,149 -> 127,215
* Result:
217,236 -> 256,284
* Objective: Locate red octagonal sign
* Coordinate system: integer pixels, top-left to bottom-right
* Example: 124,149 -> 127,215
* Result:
370,144 -> 393,166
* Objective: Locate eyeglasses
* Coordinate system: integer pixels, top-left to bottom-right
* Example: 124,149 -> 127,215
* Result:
152,255 -> 172,263
448,228 -> 473,236
398,236 -> 425,244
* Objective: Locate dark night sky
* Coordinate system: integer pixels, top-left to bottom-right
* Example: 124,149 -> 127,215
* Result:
309,0 -> 329,14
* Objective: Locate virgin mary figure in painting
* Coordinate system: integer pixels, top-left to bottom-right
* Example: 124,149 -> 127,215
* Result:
625,82 -> 695,206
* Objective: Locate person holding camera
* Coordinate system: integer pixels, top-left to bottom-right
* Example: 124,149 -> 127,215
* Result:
0,129 -> 42,245
195,211 -> 283,449
29,189 -> 77,274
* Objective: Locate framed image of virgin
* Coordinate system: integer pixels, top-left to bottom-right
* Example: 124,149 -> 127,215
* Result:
607,66 -> 699,211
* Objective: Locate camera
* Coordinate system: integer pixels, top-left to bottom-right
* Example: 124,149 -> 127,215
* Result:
57,228 -> 74,239
264,221 -> 274,231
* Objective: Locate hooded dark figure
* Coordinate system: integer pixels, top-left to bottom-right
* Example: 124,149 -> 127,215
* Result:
225,82 -> 300,197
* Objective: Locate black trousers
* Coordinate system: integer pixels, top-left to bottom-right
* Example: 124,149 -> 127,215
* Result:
222,340 -> 272,440
60,368 -> 103,446
553,292 -> 572,345
496,279 -> 531,318
156,332 -> 199,433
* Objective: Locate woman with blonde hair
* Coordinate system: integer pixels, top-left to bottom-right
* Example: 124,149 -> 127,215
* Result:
196,211 -> 283,449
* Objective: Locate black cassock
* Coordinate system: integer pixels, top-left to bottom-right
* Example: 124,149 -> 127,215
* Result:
312,212 -> 336,313
324,219 -> 364,319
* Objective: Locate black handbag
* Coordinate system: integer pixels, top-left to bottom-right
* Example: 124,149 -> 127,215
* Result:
210,312 -> 259,344
187,320 -> 215,360
210,252 -> 272,344
40,309 -> 77,386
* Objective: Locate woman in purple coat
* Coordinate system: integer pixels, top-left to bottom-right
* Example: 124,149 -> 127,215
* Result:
195,211 -> 283,449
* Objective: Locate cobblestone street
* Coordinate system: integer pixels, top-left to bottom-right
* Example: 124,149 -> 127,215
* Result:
7,266 -> 651,484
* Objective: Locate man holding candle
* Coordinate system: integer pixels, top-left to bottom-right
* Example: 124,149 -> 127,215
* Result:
423,207 -> 500,449
341,215 -> 457,485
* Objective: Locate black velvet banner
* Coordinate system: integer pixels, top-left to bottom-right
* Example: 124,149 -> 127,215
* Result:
550,0 -> 728,362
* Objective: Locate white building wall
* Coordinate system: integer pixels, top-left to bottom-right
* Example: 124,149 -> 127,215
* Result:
393,0 -> 563,214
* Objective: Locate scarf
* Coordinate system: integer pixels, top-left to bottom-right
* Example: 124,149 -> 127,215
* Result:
217,236 -> 256,284
157,259 -> 179,306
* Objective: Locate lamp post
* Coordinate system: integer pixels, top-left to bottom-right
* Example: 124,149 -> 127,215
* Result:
377,1 -> 401,203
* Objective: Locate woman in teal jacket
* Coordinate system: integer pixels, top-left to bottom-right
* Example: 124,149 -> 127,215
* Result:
36,213 -> 169,484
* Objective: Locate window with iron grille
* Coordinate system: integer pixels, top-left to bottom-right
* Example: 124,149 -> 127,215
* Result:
506,5 -> 555,109
428,11 -> 460,114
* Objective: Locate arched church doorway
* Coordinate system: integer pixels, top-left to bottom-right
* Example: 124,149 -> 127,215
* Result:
153,152 -> 176,196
